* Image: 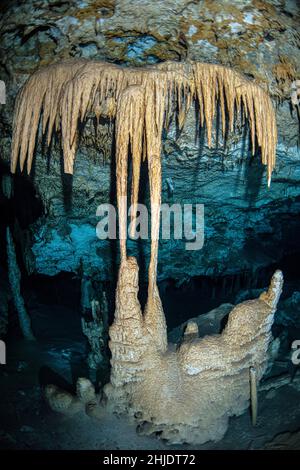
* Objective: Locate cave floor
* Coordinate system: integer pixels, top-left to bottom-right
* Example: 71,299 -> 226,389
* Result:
0,302 -> 300,450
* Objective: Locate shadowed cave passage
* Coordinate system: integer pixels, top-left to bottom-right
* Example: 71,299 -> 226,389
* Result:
19,272 -> 113,387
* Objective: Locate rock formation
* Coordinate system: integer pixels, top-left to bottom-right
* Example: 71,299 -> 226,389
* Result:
10,58 -> 282,444
44,265 -> 283,444
104,262 -> 283,444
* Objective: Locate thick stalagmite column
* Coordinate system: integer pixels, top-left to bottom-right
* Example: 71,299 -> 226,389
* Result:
6,227 -> 35,340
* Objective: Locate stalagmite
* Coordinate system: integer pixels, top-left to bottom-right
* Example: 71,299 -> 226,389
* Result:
6,227 -> 35,340
11,59 -> 280,444
250,366 -> 258,426
44,385 -> 81,416
81,297 -> 108,369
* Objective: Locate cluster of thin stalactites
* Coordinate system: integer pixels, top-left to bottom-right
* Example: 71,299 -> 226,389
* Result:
10,59 -> 277,290
11,59 -> 277,179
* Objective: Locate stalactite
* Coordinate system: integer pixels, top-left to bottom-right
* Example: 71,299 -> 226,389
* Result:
6,227 -> 34,340
0,339 -> 6,364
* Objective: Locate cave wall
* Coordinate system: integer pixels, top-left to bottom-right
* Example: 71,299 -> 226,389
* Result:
0,0 -> 300,284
